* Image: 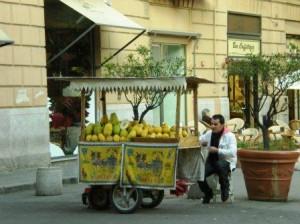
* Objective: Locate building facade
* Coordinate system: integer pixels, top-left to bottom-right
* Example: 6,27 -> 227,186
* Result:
100,0 -> 300,125
0,0 -> 50,171
0,0 -> 300,171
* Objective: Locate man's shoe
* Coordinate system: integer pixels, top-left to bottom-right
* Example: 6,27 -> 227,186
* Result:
221,189 -> 229,202
202,191 -> 213,204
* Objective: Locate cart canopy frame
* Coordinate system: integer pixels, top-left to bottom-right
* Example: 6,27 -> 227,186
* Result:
48,76 -> 213,137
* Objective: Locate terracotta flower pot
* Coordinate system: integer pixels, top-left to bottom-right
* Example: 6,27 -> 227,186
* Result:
238,149 -> 299,201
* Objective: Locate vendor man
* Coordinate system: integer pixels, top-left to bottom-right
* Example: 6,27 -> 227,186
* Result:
198,114 -> 237,204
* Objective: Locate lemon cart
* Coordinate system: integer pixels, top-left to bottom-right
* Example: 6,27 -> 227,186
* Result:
49,76 -> 211,213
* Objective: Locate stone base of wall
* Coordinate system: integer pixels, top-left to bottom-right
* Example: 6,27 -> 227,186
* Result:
0,153 -> 50,171
0,107 -> 50,171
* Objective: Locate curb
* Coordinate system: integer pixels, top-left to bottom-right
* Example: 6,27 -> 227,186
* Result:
0,176 -> 78,195
63,177 -> 79,184
0,183 -> 34,194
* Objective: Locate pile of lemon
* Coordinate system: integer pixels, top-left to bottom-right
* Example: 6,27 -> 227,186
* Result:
84,113 -> 189,142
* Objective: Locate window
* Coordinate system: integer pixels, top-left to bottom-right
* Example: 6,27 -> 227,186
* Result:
151,43 -> 186,125
228,13 -> 261,36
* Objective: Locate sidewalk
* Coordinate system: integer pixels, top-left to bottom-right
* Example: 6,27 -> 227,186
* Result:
0,156 -> 78,194
1,156 -> 300,203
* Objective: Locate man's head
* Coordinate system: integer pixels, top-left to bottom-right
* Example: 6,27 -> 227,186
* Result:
211,114 -> 225,133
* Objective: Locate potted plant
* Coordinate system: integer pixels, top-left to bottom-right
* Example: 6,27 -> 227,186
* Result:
227,44 -> 300,201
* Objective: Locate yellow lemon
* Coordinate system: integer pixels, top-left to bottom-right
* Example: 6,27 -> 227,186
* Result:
113,135 -> 120,142
86,134 -> 92,141
98,133 -> 105,142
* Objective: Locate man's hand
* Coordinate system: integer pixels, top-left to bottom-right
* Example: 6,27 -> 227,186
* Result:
208,146 -> 219,153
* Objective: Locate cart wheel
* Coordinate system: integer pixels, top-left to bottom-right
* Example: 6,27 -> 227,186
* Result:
111,185 -> 142,214
88,186 -> 110,210
141,190 -> 164,208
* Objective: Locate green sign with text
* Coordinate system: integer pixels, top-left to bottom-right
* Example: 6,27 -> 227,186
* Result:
228,38 -> 260,56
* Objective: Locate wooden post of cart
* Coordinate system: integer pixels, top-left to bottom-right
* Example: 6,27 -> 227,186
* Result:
175,90 -> 181,139
80,89 -> 86,141
101,90 -> 107,116
193,86 -> 199,136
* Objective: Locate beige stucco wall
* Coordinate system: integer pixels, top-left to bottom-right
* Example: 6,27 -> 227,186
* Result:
0,0 -> 50,171
0,0 -> 47,107
100,0 -> 300,122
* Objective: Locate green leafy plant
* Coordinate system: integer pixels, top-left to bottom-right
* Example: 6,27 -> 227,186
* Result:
237,138 -> 299,151
102,46 -> 185,78
101,45 -> 185,122
227,44 -> 300,150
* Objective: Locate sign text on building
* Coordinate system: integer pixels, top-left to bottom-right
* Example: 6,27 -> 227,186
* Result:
228,38 -> 260,57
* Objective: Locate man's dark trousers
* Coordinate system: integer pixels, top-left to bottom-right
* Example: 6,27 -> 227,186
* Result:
198,159 -> 230,201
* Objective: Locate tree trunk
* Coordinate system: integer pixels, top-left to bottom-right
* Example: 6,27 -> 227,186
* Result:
139,108 -> 151,123
262,115 -> 271,150
262,126 -> 270,150
133,105 -> 139,121
244,76 -> 251,128
253,74 -> 259,129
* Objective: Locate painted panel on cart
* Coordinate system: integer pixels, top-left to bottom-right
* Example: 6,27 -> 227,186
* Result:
122,144 -> 178,189
79,144 -> 122,184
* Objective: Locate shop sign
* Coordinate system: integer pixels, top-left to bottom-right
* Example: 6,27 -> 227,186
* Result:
228,38 -> 260,56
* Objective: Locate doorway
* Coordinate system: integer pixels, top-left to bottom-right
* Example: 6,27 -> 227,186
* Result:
45,0 -> 96,155
228,74 -> 251,126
